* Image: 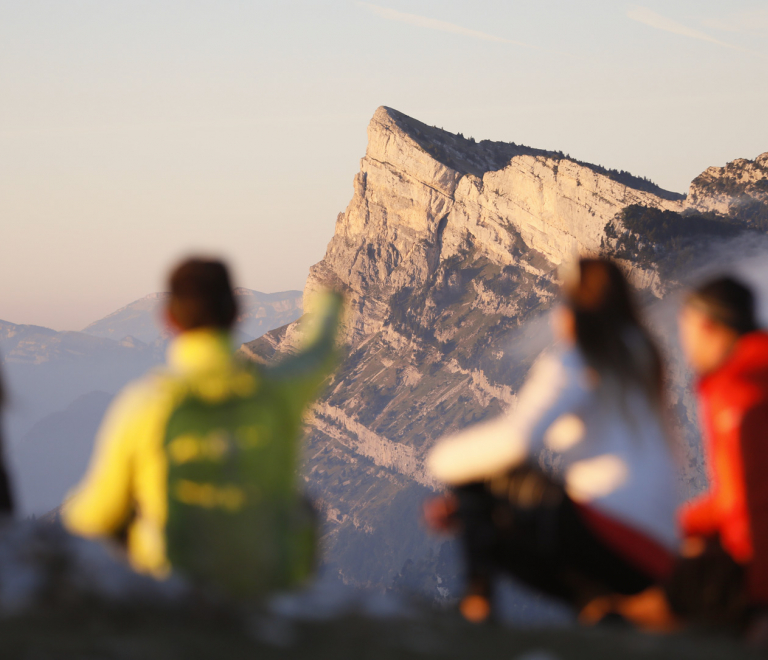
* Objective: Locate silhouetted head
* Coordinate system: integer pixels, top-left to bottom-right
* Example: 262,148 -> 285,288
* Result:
167,258 -> 237,332
679,276 -> 758,376
559,258 -> 663,404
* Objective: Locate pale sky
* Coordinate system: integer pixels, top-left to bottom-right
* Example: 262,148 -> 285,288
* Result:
2,0 -> 767,330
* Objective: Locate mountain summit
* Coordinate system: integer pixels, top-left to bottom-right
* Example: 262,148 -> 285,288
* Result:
243,107 -> 768,595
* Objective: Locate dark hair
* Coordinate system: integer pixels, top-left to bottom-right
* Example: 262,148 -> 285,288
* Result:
168,258 -> 237,331
564,258 -> 663,406
687,276 -> 758,336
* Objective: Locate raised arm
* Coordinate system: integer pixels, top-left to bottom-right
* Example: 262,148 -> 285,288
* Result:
265,290 -> 344,416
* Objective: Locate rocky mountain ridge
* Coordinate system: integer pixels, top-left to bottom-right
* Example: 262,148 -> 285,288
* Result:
244,106 -> 768,595
298,108 -> 684,341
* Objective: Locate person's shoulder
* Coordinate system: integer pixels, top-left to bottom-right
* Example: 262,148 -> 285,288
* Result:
556,345 -> 588,369
521,347 -> 593,402
742,330 -> 768,349
127,365 -> 181,395
737,331 -> 768,377
534,346 -> 588,379
702,332 -> 768,400
107,367 -> 184,418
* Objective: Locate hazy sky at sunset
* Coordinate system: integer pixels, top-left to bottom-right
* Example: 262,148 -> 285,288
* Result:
2,0 -> 767,329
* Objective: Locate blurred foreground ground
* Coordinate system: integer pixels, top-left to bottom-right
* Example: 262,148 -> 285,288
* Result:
0,520 -> 759,659
1,604 -> 760,660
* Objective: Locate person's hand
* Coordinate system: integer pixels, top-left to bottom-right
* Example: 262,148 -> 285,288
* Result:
423,494 -> 460,534
680,535 -> 707,558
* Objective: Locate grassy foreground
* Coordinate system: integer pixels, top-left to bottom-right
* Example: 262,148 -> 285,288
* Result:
0,603 -> 760,660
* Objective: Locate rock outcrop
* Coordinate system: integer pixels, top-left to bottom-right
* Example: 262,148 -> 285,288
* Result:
685,152 -> 768,226
244,107 -> 767,595
686,152 -> 768,211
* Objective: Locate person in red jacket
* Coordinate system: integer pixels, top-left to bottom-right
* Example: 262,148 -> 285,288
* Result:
675,276 -> 768,625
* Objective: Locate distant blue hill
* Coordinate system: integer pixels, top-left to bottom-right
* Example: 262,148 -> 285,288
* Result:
82,288 -> 303,345
0,288 -> 303,516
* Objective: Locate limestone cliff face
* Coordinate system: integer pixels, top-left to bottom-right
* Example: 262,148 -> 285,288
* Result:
243,107 -> 765,594
302,107 -> 681,347
685,152 -> 768,223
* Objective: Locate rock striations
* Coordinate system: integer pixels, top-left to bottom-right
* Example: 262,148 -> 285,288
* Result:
243,106 -> 768,595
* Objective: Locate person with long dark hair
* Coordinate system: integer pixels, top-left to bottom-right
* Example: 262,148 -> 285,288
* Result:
426,258 -> 679,623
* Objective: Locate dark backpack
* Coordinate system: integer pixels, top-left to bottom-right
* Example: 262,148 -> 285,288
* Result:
163,371 -> 315,597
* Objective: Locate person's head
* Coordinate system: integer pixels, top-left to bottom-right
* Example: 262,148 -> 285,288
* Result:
679,276 -> 758,376
558,258 -> 663,404
167,258 -> 238,333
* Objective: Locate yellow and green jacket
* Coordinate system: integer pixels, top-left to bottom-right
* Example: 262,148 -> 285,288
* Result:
62,294 -> 341,596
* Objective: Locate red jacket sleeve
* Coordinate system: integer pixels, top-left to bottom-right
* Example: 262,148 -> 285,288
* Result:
715,408 -> 755,564
678,399 -> 752,562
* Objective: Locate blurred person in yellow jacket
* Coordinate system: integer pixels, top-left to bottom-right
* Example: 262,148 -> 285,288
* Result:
63,258 -> 342,597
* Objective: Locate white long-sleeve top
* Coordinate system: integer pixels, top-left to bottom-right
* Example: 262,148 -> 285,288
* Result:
427,347 -> 680,549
